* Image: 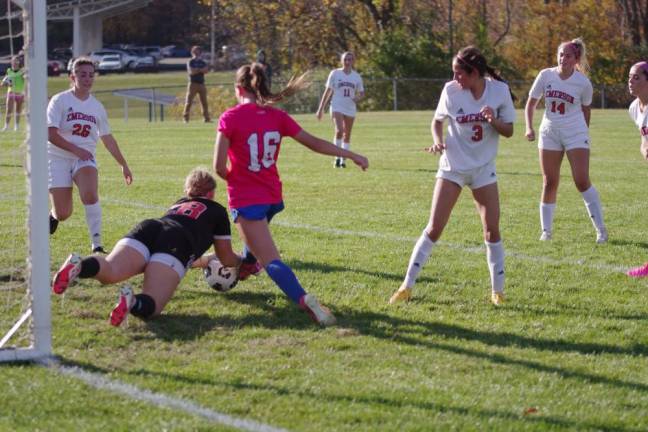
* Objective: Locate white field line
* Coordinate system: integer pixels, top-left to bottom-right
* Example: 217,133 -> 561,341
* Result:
103,198 -> 628,274
40,358 -> 290,432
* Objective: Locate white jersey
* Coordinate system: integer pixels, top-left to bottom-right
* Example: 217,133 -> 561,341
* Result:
529,67 -> 592,129
326,68 -> 364,117
434,79 -> 516,172
47,90 -> 111,159
628,98 -> 648,141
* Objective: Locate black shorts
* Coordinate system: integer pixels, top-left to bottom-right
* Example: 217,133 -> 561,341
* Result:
124,219 -> 195,267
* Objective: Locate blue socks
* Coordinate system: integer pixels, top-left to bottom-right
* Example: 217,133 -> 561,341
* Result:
265,259 -> 306,304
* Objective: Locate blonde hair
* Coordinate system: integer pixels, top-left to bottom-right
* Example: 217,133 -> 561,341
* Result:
184,168 -> 216,198
558,38 -> 590,76
236,62 -> 309,105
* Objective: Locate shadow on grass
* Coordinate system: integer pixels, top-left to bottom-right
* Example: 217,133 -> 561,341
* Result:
608,239 -> 648,249
104,362 -> 641,432
288,258 -> 439,284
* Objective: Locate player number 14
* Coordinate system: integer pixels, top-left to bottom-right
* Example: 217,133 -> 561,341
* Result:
247,131 -> 280,172
550,101 -> 566,115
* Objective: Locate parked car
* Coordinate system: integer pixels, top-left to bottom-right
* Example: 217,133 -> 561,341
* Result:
143,46 -> 162,62
161,45 -> 191,58
89,49 -> 140,70
97,54 -> 124,73
130,55 -> 157,73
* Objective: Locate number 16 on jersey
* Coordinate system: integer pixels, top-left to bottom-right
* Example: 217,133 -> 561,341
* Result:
247,131 -> 280,172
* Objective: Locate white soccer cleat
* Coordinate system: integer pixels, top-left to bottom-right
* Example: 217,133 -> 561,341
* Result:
300,294 -> 336,327
596,228 -> 608,244
539,231 -> 552,241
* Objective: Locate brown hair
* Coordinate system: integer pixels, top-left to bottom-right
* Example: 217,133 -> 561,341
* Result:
633,61 -> 648,80
558,38 -> 590,76
71,57 -> 95,74
184,168 -> 216,198
236,62 -> 309,105
454,46 -> 516,101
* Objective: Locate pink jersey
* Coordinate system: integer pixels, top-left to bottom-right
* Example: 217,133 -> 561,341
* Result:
218,103 -> 302,208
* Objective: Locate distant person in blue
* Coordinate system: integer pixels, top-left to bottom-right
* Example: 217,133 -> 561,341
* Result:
183,45 -> 211,123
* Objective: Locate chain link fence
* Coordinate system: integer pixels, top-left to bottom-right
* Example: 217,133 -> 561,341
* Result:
16,78 -> 631,122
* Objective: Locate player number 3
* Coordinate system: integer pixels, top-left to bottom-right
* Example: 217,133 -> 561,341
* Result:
247,131 -> 280,172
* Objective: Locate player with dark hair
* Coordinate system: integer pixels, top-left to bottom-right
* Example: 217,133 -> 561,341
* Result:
214,62 -> 369,326
1,55 -> 24,131
47,57 -> 132,253
52,168 -> 240,326
525,38 -> 607,243
389,46 -> 516,306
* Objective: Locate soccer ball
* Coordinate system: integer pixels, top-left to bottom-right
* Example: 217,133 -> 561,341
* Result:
203,258 -> 238,292
2,76 -> 12,87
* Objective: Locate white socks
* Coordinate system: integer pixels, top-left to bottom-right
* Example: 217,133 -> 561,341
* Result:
486,240 -> 505,294
540,202 -> 555,234
84,202 -> 103,249
341,142 -> 349,163
403,232 -> 435,288
581,186 -> 606,232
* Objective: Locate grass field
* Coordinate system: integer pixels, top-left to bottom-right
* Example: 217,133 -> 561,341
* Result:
1,99 -> 648,431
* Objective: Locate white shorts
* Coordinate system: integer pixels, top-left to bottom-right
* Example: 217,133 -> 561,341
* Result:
330,108 -> 356,118
538,125 -> 590,151
48,154 -> 97,189
436,160 -> 497,190
114,238 -> 187,279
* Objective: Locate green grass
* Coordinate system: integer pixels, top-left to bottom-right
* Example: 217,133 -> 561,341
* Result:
1,106 -> 648,431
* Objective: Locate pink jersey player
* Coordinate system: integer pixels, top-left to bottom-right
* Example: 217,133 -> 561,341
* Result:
218,103 -> 301,208
214,62 -> 368,326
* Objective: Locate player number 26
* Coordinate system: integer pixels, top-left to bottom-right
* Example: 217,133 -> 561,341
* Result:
72,123 -> 91,138
247,131 -> 280,172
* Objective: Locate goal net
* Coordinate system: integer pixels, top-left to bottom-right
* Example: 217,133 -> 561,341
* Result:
0,0 -> 51,362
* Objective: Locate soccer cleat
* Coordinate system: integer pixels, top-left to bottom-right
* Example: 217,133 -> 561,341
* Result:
92,246 -> 108,254
491,291 -> 505,305
389,286 -> 412,304
627,262 -> 648,278
52,253 -> 82,294
340,161 -> 346,168
596,228 -> 608,244
1,125 -> 7,132
300,294 -> 336,326
13,124 -> 18,131
49,214 -> 59,235
539,230 -> 552,241
110,285 -> 135,327
238,260 -> 262,281
334,158 -> 341,168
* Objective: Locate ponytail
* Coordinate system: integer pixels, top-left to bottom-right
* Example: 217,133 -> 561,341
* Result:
455,46 -> 517,101
558,38 -> 590,77
236,63 -> 310,105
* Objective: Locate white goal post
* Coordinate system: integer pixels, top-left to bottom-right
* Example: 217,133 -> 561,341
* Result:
0,0 -> 51,362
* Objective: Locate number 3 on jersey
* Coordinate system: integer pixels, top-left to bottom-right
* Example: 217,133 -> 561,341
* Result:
471,124 -> 483,142
247,131 -> 280,172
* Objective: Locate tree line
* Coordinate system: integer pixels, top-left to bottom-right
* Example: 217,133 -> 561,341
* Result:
48,0 -> 648,85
